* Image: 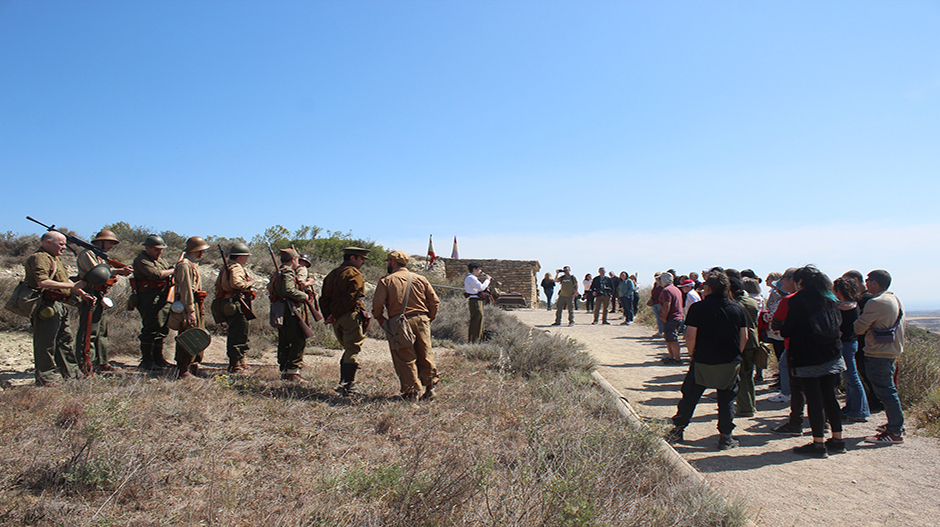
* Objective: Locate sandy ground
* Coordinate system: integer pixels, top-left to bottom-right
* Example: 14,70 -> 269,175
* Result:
512,308 -> 940,527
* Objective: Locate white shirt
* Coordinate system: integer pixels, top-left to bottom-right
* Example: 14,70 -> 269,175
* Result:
682,290 -> 701,318
464,273 -> 490,298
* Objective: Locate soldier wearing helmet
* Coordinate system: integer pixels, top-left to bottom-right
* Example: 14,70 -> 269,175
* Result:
132,234 -> 176,371
215,242 -> 255,373
75,229 -> 133,372
173,236 -> 210,379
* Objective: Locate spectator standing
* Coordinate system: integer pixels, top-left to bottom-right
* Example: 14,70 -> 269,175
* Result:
679,279 -> 700,318
582,274 -> 594,313
729,273 -> 760,418
768,269 -> 797,404
609,271 -> 621,315
781,266 -> 846,458
844,270 -> 884,414
541,272 -> 555,311
658,272 -> 684,364
856,270 -> 906,444
552,266 -> 577,326
617,271 -> 636,325
666,271 -> 747,450
649,272 -> 664,338
832,277 -> 869,422
590,267 -> 614,324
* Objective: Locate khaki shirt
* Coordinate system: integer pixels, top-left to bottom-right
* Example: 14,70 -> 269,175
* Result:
270,265 -> 308,303
133,251 -> 171,283
373,268 -> 440,321
25,249 -> 69,292
320,263 -> 364,319
174,257 -> 203,314
215,262 -> 253,294
77,248 -> 112,294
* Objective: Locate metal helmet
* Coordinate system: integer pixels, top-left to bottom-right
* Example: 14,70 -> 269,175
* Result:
93,229 -> 119,244
299,254 -> 311,267
228,242 -> 251,257
142,234 -> 167,248
84,263 -> 112,287
185,236 -> 210,253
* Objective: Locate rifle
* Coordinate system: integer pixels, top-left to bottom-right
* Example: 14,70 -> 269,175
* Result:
291,245 -> 323,322
268,245 -> 315,338
27,216 -> 129,270
218,244 -> 257,321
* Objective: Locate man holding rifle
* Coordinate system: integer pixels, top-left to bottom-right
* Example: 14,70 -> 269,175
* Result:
215,242 -> 256,374
133,235 -> 176,371
26,231 -> 96,386
320,246 -> 370,395
76,229 -> 132,372
270,248 -> 311,382
173,236 -> 210,379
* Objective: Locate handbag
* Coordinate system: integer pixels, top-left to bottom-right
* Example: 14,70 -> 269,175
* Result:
381,272 -> 416,350
269,300 -> 285,328
694,362 -> 741,390
754,343 -> 771,370
872,304 -> 903,344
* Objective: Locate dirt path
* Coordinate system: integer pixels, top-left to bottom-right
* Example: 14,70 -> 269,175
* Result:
512,308 -> 940,527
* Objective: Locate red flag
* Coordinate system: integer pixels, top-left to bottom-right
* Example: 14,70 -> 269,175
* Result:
427,235 -> 437,266
451,236 -> 459,259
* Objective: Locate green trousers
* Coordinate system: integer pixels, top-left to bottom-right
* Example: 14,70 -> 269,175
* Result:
468,298 -> 484,343
33,301 -> 78,385
278,309 -> 307,373
736,347 -> 758,415
332,310 -> 365,365
225,310 -> 249,362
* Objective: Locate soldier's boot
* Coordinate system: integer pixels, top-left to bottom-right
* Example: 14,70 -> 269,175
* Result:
227,357 -> 244,374
138,342 -> 155,370
152,341 -> 173,369
281,372 -> 307,383
239,358 -> 251,371
335,363 -> 362,396
176,354 -> 195,380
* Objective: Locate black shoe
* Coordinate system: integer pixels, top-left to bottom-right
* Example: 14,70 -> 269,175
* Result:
551,322 -> 561,326
793,441 -> 829,458
825,438 -> 847,454
602,321 -> 610,325
665,427 -> 685,444
773,422 -> 804,436
717,435 -> 739,450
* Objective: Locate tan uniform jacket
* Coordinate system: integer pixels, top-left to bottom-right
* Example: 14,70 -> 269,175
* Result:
133,252 -> 171,284
271,265 -> 308,303
77,249 -> 113,295
373,269 -> 440,321
320,264 -> 364,319
25,250 -> 69,292
215,262 -> 253,295
174,257 -> 203,314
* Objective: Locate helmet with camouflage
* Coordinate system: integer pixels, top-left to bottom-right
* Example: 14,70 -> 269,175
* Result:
228,242 -> 251,257
185,236 -> 210,253
142,234 -> 167,248
92,229 -> 119,244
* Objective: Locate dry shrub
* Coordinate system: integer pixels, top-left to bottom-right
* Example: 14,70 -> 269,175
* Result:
898,325 -> 940,436
0,350 -> 744,527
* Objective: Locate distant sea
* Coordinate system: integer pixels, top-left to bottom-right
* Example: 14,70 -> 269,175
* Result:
907,311 -> 940,332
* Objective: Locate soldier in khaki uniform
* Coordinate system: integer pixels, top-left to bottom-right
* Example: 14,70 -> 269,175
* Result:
320,246 -> 370,395
373,250 -> 441,401
76,229 -> 133,372
269,249 -> 310,381
26,231 -> 96,386
173,236 -> 209,379
133,235 -> 176,370
215,242 -> 255,373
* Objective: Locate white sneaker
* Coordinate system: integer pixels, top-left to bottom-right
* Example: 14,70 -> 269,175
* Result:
768,393 -> 791,403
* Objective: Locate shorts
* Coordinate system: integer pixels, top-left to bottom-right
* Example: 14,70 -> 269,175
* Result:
664,319 -> 682,342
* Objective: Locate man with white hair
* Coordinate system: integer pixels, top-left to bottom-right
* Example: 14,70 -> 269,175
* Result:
659,272 -> 685,364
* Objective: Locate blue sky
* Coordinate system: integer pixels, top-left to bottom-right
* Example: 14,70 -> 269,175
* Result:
2,1 -> 939,308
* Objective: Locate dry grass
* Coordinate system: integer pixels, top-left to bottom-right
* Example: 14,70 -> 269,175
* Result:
898,325 -> 940,437
0,293 -> 746,526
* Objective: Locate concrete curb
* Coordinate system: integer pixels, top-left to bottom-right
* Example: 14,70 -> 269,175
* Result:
591,370 -> 705,486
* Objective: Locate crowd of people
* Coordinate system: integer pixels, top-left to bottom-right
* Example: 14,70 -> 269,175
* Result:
540,263 -> 907,456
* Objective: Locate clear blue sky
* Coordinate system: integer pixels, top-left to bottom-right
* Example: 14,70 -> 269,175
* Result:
2,1 -> 938,308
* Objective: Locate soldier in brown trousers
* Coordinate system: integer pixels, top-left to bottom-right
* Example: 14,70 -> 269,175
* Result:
373,250 -> 440,401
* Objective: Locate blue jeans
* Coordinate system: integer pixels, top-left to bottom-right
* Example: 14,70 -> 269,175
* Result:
841,341 -> 870,419
619,296 -> 634,322
652,303 -> 663,333
778,349 -> 791,396
544,289 -> 554,310
865,357 -> 904,434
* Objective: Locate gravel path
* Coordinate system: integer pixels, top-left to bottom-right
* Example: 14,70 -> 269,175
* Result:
512,308 -> 940,527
